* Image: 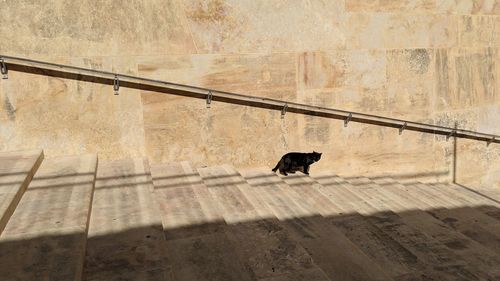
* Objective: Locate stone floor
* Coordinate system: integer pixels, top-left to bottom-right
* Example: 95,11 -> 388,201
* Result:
0,150 -> 499,281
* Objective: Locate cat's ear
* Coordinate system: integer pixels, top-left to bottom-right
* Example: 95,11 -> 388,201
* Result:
313,151 -> 317,153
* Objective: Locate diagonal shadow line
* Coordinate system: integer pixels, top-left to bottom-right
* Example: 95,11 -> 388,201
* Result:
239,173 -> 280,180
348,171 -> 450,180
9,176 -> 274,191
205,181 -> 249,188
453,183 -> 500,206
312,181 -> 347,188
153,181 -> 206,190
0,181 -> 26,187
315,175 -> 398,188
24,173 -> 151,182
24,172 -> 97,181
1,170 -> 301,185
154,178 -> 287,190
0,172 -> 95,184
25,181 -> 95,191
150,173 -> 199,180
242,181 -> 284,187
0,175 -> 95,187
200,174 -> 242,180
0,171 -> 35,176
95,181 -> 155,190
8,172 -> 198,184
97,173 -> 151,180
313,171 -> 450,181
0,174 -> 153,190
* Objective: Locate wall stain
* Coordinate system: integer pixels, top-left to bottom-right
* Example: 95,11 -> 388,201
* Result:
435,49 -> 449,107
407,49 -> 430,74
3,96 -> 16,121
188,0 -> 228,23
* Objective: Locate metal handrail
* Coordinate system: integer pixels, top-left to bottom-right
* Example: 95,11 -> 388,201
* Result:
1,54 -> 498,145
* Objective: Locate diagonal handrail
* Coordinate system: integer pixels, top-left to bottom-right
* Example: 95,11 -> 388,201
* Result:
1,54 -> 498,145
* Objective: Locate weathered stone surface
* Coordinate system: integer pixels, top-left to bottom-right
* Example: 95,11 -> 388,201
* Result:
346,0 -> 436,13
0,0 -> 196,58
457,16 -> 500,47
346,13 -> 456,49
151,162 -> 253,281
151,161 -> 226,239
0,59 -> 146,160
386,49 -> 434,118
165,232 -> 253,281
297,51 -> 347,91
0,1 -> 498,189
182,0 -> 346,53
445,48 -> 496,109
138,52 -> 297,99
142,93 -> 300,167
84,158 -> 169,281
0,150 -> 43,235
437,0 -> 500,15
0,154 -> 97,281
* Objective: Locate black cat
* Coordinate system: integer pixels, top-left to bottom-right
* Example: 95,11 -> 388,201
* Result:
272,151 -> 322,176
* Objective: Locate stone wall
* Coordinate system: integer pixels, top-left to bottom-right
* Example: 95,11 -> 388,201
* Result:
0,0 -> 499,188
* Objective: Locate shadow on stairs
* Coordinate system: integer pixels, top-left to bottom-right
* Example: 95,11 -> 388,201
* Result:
0,150 -> 499,281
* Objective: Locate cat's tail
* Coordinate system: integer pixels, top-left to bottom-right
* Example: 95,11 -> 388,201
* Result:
272,162 -> 280,172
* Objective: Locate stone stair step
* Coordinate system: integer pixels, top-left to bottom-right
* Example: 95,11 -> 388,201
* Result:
83,158 -> 169,281
241,168 -> 395,281
279,173 -> 340,217
312,173 -> 453,281
199,165 -> 332,281
151,161 -> 225,239
327,176 -> 481,281
368,177 -> 500,280
433,183 -> 499,207
409,182 -> 500,255
198,165 -> 270,223
151,162 -> 252,281
452,183 -> 500,205
0,154 -> 97,281
0,149 -> 44,235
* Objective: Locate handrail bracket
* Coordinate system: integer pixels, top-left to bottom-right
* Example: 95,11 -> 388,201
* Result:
344,113 -> 352,127
113,75 -> 120,95
206,91 -> 213,108
0,58 -> 7,79
0,54 -> 499,145
487,136 -> 495,147
399,122 -> 407,135
281,103 -> 288,119
446,130 -> 456,141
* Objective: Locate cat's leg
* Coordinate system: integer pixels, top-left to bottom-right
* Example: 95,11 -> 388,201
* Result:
303,165 -> 310,175
282,158 -> 291,176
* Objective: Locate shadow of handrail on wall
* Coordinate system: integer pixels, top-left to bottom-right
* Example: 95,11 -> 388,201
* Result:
4,58 -> 500,145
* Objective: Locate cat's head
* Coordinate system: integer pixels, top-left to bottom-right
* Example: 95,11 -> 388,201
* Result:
312,151 -> 322,162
